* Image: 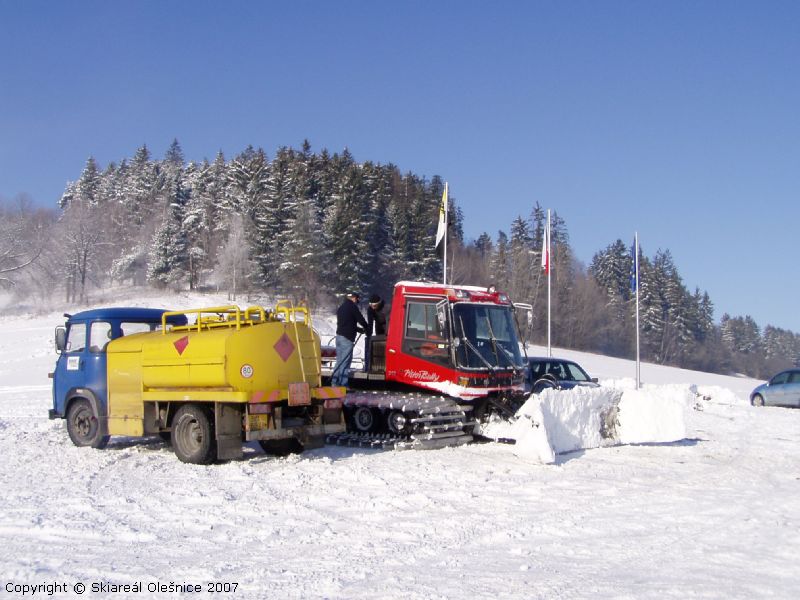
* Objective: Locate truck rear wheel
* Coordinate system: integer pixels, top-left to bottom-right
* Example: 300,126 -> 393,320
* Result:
172,404 -> 216,464
66,399 -> 109,449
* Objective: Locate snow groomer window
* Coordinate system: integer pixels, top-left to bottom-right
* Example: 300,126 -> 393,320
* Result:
404,301 -> 450,366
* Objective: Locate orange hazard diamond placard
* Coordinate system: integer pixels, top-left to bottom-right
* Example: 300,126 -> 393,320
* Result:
273,333 -> 295,362
174,336 -> 189,355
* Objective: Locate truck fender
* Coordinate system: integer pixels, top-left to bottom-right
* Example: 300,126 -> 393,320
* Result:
64,388 -> 109,438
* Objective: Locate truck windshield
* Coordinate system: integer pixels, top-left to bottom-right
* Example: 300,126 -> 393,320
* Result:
452,304 -> 524,369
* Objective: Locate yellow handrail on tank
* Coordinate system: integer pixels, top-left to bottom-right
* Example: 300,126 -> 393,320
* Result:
161,305 -> 272,333
273,300 -> 310,326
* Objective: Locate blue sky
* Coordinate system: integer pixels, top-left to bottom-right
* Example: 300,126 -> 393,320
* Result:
1,1 -> 799,331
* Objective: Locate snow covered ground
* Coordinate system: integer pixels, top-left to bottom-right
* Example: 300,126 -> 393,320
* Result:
1,291 -> 799,599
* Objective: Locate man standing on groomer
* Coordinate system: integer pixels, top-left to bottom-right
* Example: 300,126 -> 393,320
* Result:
331,291 -> 369,388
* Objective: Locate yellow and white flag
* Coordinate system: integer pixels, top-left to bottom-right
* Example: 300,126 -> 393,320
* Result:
435,182 -> 448,249
541,218 -> 550,275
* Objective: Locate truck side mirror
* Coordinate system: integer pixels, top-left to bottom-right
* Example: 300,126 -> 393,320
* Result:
513,302 -> 533,326
55,327 -> 66,354
435,300 -> 448,332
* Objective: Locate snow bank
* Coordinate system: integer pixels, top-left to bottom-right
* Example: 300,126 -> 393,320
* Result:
484,384 -> 690,463
615,384 -> 690,445
483,400 -> 556,464
695,384 -> 751,407
538,386 -> 622,454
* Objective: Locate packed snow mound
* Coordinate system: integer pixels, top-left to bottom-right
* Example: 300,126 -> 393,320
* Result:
483,384 -> 690,463
483,399 -> 556,464
694,384 -> 751,407
614,384 -> 690,445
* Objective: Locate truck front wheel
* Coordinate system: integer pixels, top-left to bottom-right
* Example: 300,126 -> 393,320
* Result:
172,404 -> 216,464
66,399 -> 109,449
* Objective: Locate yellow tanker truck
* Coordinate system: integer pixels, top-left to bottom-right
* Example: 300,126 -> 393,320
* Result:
50,302 -> 346,464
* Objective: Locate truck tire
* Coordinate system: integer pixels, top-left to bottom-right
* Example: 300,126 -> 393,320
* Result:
66,399 -> 109,449
171,404 -> 216,464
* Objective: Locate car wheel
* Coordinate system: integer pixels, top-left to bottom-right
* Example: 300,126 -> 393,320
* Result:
751,394 -> 765,407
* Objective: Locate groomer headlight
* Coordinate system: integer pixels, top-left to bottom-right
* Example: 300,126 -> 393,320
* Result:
455,289 -> 469,299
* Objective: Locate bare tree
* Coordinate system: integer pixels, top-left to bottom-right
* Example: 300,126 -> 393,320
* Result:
0,195 -> 46,289
214,214 -> 252,301
58,194 -> 109,303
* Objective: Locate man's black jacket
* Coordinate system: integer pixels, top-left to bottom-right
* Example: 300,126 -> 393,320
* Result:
336,299 -> 369,342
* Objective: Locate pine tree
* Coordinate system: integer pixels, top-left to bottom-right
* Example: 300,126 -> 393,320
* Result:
415,175 -> 445,281
164,138 -> 185,168
147,174 -> 190,287
508,215 -> 534,301
228,147 -> 270,288
490,231 -> 510,290
385,172 -> 418,280
279,147 -> 326,302
360,162 -> 396,298
60,157 -> 102,209
474,232 -> 493,259
182,162 -> 211,289
323,153 -> 372,293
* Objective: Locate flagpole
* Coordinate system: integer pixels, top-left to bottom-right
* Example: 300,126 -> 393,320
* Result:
635,231 -> 641,389
547,209 -> 552,358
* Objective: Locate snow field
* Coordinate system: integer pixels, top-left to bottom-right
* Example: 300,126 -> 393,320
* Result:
1,294 -> 798,598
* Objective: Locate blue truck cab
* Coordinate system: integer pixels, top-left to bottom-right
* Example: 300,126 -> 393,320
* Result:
50,307 -> 187,447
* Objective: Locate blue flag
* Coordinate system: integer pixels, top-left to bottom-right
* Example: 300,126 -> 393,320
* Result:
630,237 -> 638,293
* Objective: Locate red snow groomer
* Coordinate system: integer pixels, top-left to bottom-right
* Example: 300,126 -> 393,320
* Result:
323,281 -> 532,449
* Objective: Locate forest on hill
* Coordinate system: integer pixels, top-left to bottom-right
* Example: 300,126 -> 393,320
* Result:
1,140 -> 797,378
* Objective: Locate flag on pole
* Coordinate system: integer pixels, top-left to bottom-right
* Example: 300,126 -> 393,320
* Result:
544,209 -> 552,356
541,219 -> 550,274
632,232 -> 641,389
435,183 -> 448,250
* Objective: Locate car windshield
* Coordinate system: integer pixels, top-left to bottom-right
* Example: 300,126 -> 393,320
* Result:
530,360 -> 592,382
452,303 -> 524,369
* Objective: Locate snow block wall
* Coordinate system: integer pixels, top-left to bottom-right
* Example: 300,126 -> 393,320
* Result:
615,385 -> 691,445
538,386 -> 623,455
488,384 -> 690,464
